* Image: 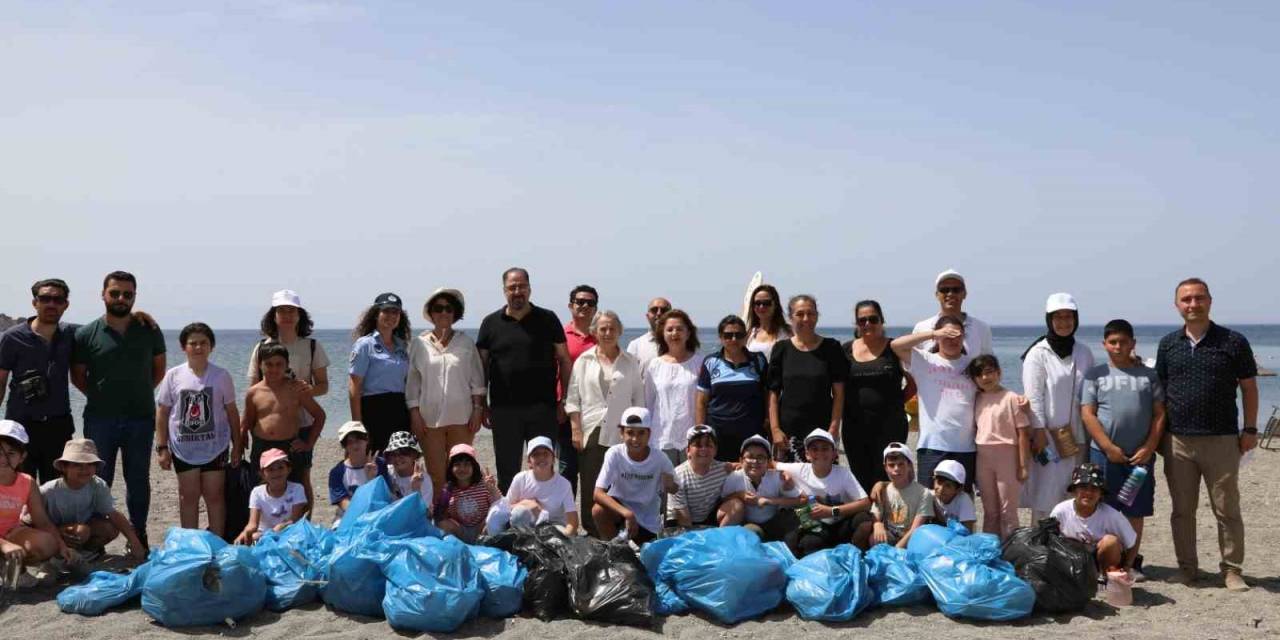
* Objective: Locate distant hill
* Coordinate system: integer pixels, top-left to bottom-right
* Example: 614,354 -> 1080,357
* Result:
0,314 -> 22,331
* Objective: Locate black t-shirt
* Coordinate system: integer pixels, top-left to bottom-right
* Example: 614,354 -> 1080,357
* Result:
842,340 -> 907,427
476,304 -> 565,407
767,337 -> 849,437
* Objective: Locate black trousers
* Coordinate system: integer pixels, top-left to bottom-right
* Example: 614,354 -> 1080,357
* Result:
490,403 -> 558,494
360,392 -> 409,454
843,412 -> 908,494
19,415 -> 75,484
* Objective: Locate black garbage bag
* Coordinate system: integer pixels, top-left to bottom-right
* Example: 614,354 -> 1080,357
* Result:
1001,518 -> 1097,613
562,536 -> 655,627
478,524 -> 569,620
223,460 -> 258,544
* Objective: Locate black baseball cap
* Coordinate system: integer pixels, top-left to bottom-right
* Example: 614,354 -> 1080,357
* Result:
374,292 -> 403,310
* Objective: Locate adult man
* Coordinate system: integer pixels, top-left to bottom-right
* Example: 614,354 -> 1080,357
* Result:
1156,277 -> 1257,592
912,269 -> 993,356
557,284 -> 600,493
71,271 -> 166,549
477,268 -> 573,492
0,279 -> 76,483
626,297 -> 671,373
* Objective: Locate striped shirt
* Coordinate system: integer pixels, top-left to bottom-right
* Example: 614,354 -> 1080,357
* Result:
667,461 -> 730,523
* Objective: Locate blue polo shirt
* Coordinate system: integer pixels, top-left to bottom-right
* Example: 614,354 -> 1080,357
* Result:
0,321 -> 76,420
697,350 -> 768,449
349,333 -> 409,396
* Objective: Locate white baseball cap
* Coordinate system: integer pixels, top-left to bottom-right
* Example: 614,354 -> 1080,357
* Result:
933,459 -> 967,485
526,436 -> 556,456
619,406 -> 652,429
803,428 -> 836,448
271,289 -> 302,308
882,442 -> 915,466
337,421 -> 368,443
934,269 -> 966,288
739,434 -> 772,456
1045,292 -> 1078,313
0,420 -> 29,445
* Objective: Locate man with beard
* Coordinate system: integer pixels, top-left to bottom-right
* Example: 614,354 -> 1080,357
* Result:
71,271 -> 166,551
477,268 -> 573,492
626,296 -> 671,374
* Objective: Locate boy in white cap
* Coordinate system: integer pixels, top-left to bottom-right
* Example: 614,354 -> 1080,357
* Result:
0,420 -> 70,587
327,421 -> 386,525
931,459 -> 976,532
667,424 -> 736,529
721,434 -> 803,540
593,407 -> 677,543
776,428 -> 872,557
912,268 -> 994,356
40,438 -> 146,561
504,436 -> 578,534
858,442 -> 933,550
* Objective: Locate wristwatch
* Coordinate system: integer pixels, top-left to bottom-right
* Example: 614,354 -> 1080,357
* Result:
1242,427 -> 1258,435
831,506 -> 842,519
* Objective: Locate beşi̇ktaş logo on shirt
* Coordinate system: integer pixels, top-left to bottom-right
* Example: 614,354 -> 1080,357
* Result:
177,388 -> 215,440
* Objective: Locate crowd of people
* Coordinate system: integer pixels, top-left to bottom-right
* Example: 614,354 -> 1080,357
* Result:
0,267 -> 1260,595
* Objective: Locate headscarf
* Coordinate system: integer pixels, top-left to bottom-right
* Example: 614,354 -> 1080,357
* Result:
1021,293 -> 1079,361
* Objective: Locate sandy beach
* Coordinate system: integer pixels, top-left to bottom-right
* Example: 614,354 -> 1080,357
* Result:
7,432 -> 1280,639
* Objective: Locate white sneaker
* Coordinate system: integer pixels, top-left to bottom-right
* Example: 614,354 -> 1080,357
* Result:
14,569 -> 39,590
1129,568 -> 1146,583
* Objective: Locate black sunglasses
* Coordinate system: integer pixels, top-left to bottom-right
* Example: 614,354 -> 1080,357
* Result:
36,295 -> 67,304
721,331 -> 745,340
856,315 -> 882,326
752,299 -> 774,308
429,304 -> 455,314
649,306 -> 671,315
571,298 -> 598,307
107,290 -> 135,300
937,286 -> 965,295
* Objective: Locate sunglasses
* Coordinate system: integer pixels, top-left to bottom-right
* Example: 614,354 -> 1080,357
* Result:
855,315 -> 882,326
937,286 -> 965,295
649,306 -> 671,315
36,295 -> 67,304
106,290 -> 135,300
752,299 -> 774,308
571,298 -> 598,307
429,304 -> 455,314
721,331 -> 745,340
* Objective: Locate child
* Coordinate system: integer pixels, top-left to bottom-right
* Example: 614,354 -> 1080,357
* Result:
435,443 -> 501,542
721,434 -> 803,540
242,344 -> 326,514
858,443 -> 933,549
593,407 -> 677,543
155,322 -> 243,537
235,448 -> 306,545
668,424 -> 737,528
1050,463 -> 1138,572
382,431 -> 433,512
327,421 -> 385,525
930,460 -> 977,532
0,421 -> 70,588
503,436 -> 579,534
1081,319 -> 1164,581
40,439 -> 146,562
776,429 -> 872,557
967,354 -> 1031,539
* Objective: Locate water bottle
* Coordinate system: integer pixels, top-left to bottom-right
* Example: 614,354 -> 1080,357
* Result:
1116,466 -> 1149,507
796,495 -> 821,531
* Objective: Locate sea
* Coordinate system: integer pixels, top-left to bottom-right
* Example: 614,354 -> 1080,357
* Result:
59,325 -> 1280,437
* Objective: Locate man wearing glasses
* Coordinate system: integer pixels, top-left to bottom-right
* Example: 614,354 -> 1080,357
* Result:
912,269 -> 993,356
626,297 -> 672,373
0,279 -> 78,484
556,284 -> 601,493
71,270 -> 167,551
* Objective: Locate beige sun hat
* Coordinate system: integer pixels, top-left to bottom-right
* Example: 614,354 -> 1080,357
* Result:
56,438 -> 104,466
423,288 -> 466,318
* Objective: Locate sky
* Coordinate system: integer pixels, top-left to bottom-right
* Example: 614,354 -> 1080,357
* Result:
3,1 -> 1278,330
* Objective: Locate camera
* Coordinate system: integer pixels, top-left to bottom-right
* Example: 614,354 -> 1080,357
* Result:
16,369 -> 49,404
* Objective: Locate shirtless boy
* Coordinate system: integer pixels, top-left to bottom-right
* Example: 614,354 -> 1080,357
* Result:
242,344 -> 325,507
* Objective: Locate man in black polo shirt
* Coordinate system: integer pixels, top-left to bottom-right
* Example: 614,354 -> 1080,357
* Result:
477,267 -> 574,492
0,279 -> 77,483
1155,277 -> 1257,592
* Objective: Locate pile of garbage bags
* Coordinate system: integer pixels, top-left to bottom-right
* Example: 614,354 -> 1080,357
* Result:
919,533 -> 1037,621
1001,518 -> 1098,612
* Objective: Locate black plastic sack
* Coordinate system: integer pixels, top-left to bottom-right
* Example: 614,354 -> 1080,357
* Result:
223,461 -> 258,544
478,524 -> 569,620
1001,518 -> 1098,613
562,537 -> 655,628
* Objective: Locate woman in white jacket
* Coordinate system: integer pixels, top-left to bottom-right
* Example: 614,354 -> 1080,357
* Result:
565,309 -> 645,536
1020,293 -> 1095,522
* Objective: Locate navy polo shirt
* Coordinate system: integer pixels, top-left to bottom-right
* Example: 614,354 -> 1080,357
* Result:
697,349 -> 768,437
1155,322 -> 1256,436
0,321 -> 76,420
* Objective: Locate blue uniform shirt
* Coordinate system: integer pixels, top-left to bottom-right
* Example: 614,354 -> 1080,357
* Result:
349,333 -> 409,396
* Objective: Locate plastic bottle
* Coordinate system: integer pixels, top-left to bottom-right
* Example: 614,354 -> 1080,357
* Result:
1116,466 -> 1149,507
796,495 -> 821,532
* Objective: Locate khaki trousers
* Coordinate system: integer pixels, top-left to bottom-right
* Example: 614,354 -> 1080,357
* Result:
423,424 -> 476,494
577,429 -> 607,538
1160,433 -> 1244,573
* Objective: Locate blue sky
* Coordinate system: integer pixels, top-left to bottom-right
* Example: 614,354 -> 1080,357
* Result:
4,1 -> 1277,330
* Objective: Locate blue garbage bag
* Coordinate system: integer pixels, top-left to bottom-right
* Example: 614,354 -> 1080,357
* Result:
466,544 -> 526,618
57,562 -> 152,615
335,476 -> 393,539
254,518 -> 336,611
864,544 -> 930,607
656,527 -> 788,624
323,491 -> 439,617
140,529 -> 267,627
906,523 -> 959,562
785,544 -> 873,621
918,533 -> 1035,621
640,537 -> 690,616
762,541 -> 797,571
380,537 -> 485,632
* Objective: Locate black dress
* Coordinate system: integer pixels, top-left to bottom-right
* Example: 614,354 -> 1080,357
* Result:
842,340 -> 908,492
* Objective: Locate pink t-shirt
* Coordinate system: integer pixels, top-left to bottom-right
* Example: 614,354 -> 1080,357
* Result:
974,389 -> 1032,446
0,472 -> 33,537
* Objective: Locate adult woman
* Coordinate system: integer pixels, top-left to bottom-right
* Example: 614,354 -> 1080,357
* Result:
247,289 -> 330,512
348,293 -> 411,455
767,295 -> 848,462
843,300 -> 916,492
696,315 -> 769,461
1021,293 -> 1095,521
746,284 -> 792,363
406,288 -> 486,493
645,309 -> 705,466
565,310 -> 644,536
890,315 -> 977,487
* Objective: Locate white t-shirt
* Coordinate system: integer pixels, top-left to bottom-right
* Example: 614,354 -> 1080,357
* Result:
912,314 -> 993,356
155,362 -> 237,465
722,469 -> 798,524
626,334 -> 661,374
933,489 -> 976,523
250,482 -> 306,532
507,470 -> 577,525
908,349 -> 977,453
387,471 -> 434,511
595,444 -> 675,534
644,354 -> 705,451
1050,499 -> 1137,549
775,462 -> 867,524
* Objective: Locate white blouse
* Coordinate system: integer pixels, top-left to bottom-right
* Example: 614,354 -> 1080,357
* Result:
747,327 -> 791,363
564,346 -> 645,447
1021,340 -> 1095,443
644,354 -> 706,451
405,330 -> 487,428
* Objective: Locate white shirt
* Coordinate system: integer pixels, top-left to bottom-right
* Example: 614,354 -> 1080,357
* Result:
746,327 -> 791,363
913,314 -> 994,356
405,331 -> 487,428
506,470 -> 577,524
1050,499 -> 1137,549
626,334 -> 661,374
933,489 -> 976,522
596,444 -> 675,534
387,471 -> 434,511
776,462 -> 867,524
644,354 -> 705,451
722,469 -> 797,524
564,346 -> 645,447
250,482 -> 306,532
908,349 -> 977,452
1022,341 -> 1095,442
